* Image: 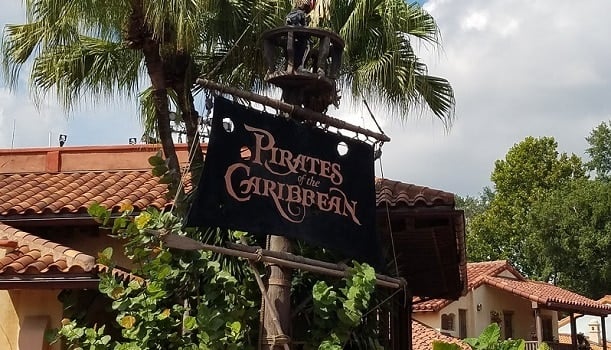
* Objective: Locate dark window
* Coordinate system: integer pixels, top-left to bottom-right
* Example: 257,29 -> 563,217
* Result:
503,311 -> 513,339
441,313 -> 455,331
459,309 -> 467,338
542,317 -> 554,341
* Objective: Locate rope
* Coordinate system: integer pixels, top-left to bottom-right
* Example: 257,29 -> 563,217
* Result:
204,23 -> 254,80
362,288 -> 402,318
255,248 -> 264,262
378,155 -> 399,277
362,98 -> 386,136
170,128 -> 202,213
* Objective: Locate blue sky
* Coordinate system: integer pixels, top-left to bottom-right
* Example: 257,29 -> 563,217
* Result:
2,0 -> 611,196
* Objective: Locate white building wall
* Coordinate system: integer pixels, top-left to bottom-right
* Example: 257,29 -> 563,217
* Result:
414,285 -> 560,341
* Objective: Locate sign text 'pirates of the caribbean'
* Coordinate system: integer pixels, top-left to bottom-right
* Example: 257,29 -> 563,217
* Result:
186,97 -> 380,265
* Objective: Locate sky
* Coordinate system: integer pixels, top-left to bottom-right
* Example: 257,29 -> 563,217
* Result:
1,0 -> 611,197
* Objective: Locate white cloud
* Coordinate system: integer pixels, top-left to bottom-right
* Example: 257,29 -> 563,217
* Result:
369,0 -> 611,195
0,88 -> 68,148
0,2 -> 143,149
461,11 -> 489,31
3,0 -> 611,197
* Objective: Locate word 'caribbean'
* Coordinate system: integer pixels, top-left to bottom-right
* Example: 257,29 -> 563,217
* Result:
224,125 -> 360,224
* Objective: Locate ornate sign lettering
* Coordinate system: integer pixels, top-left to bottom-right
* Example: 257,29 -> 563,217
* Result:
186,97 -> 379,264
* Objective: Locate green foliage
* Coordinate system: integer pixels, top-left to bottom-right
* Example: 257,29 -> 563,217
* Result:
464,323 -> 525,350
455,190 -> 492,225
432,341 -> 461,350
50,204 -> 258,350
586,120 -> 611,180
47,320 -> 112,350
467,129 -> 611,298
148,151 -> 180,201
537,342 -> 551,350
2,0 -> 454,131
525,178 -> 611,298
308,262 -> 380,350
467,136 -> 585,276
51,204 -> 384,349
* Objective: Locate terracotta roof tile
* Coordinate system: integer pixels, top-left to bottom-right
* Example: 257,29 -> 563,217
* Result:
412,320 -> 470,350
0,171 -> 172,216
0,223 -> 95,275
95,264 -> 143,283
414,260 -> 515,311
376,178 -> 455,207
558,295 -> 611,328
1,172 -> 454,219
559,333 -> 611,350
414,260 -> 611,316
482,276 -> 611,315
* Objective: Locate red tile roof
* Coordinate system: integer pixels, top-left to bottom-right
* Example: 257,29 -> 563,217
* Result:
484,276 -> 611,316
414,260 -> 515,311
559,333 -> 611,350
414,260 -> 611,316
0,223 -> 95,275
412,320 -> 470,350
0,146 -> 458,218
376,178 -> 455,207
0,171 -> 170,217
0,172 -> 455,218
464,260 -> 524,289
0,223 -> 141,286
558,295 -> 611,328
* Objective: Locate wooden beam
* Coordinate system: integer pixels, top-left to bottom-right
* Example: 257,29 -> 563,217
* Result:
532,303 -> 543,345
195,78 -> 391,143
161,233 -> 405,289
570,313 -> 578,349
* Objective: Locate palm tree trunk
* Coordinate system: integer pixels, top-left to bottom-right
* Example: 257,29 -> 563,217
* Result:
173,78 -> 204,186
128,0 -> 184,202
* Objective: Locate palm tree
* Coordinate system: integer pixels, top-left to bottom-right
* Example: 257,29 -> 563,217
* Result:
1,0 -> 285,202
2,3 -> 455,347
324,0 -> 455,126
2,0 -> 453,180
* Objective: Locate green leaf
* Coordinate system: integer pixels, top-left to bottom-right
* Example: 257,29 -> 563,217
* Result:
152,165 -> 169,177
119,315 -> 136,329
228,321 -> 241,335
157,308 -> 171,320
479,323 -> 501,346
110,286 -> 125,300
97,247 -> 114,266
433,341 -> 462,350
148,153 -> 165,167
184,316 -> 198,331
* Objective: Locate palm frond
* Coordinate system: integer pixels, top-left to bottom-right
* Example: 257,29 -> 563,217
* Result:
414,74 -> 455,128
2,22 -> 45,89
30,36 -> 143,109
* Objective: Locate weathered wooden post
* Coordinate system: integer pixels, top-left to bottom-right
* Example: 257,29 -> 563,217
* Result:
188,18 -> 394,350
260,23 -> 345,350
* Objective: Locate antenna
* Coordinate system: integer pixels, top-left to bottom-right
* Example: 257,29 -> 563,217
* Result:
11,119 -> 15,149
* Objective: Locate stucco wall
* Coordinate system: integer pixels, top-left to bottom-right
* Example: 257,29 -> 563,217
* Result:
0,290 -> 18,349
0,289 -> 63,350
414,285 -> 559,341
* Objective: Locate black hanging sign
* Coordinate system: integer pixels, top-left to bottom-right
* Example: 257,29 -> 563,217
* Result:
186,97 -> 379,265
